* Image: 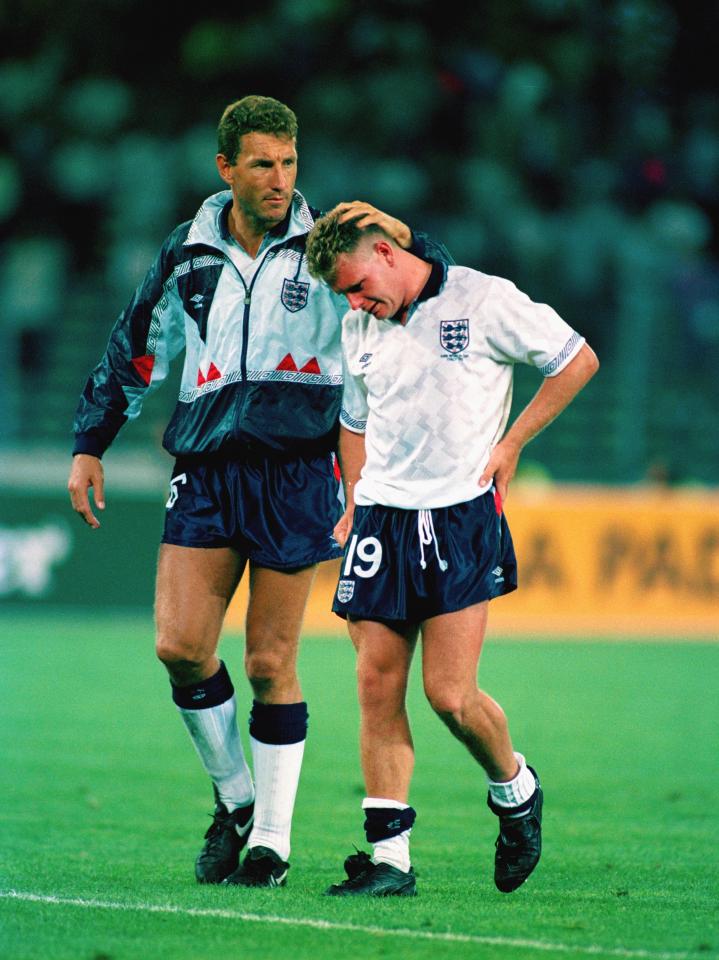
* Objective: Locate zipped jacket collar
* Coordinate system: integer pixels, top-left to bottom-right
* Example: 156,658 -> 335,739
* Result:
184,189 -> 316,252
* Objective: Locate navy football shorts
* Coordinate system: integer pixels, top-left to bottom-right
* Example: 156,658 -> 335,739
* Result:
332,488 -> 518,624
161,452 -> 343,570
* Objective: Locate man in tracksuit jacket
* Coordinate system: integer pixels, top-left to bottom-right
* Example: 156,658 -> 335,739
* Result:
68,95 -> 450,889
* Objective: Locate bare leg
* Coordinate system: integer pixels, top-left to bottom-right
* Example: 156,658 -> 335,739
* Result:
155,544 -> 245,683
349,618 -> 419,802
244,563 -> 318,703
155,543 -> 254,884
421,602 -> 517,782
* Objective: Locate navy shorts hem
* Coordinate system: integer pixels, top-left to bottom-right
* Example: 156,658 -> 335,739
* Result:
160,535 -> 231,549
333,580 -> 518,624
251,545 -> 343,571
161,535 -> 343,570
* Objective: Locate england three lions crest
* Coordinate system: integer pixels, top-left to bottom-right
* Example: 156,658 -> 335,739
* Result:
337,579 -> 355,603
440,319 -> 469,354
281,278 -> 310,312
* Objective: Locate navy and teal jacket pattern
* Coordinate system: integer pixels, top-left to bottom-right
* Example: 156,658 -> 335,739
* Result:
72,189 -> 450,460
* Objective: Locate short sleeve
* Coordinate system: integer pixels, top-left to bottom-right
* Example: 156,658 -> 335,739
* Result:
485,277 -> 585,377
339,354 -> 368,433
339,325 -> 369,434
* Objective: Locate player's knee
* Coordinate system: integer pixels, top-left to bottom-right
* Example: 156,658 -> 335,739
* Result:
244,648 -> 287,689
424,682 -> 466,725
155,631 -> 207,674
357,661 -> 405,709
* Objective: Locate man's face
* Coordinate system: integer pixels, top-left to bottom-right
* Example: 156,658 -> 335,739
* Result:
333,241 -> 402,320
217,132 -> 298,228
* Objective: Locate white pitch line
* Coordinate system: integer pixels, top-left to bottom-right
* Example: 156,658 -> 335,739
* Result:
0,890 -> 695,960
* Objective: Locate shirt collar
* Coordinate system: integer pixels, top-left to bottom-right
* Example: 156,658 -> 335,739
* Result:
416,259 -> 447,303
401,259 -> 447,324
185,189 -> 315,250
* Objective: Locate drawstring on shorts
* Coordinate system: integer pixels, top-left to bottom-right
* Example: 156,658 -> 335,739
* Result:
417,509 -> 449,572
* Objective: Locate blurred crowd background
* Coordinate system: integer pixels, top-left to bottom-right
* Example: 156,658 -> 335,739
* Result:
1,0 -> 717,486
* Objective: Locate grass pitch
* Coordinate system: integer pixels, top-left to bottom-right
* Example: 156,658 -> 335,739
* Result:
1,611 -> 717,960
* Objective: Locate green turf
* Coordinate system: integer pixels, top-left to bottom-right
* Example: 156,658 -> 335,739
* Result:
0,611 -> 717,960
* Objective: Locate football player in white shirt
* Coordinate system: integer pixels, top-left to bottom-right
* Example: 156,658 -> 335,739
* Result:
306,206 -> 599,897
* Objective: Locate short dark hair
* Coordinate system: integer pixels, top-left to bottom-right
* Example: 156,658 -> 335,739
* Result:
217,95 -> 298,164
306,210 -> 389,284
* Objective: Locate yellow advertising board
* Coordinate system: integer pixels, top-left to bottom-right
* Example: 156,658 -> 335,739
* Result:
225,487 -> 719,639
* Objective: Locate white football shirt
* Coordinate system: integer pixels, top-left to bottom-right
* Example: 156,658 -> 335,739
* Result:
340,264 -> 584,509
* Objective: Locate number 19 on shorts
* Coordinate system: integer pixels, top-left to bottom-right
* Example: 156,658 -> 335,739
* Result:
342,535 -> 383,578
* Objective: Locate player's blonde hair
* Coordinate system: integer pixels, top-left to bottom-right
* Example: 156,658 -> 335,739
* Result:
306,210 -> 389,285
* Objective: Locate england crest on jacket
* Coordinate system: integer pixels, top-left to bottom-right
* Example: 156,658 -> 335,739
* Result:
281,278 -> 310,312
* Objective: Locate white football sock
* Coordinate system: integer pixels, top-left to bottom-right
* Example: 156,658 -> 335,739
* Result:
487,752 -> 537,813
248,736 -> 305,862
178,694 -> 254,811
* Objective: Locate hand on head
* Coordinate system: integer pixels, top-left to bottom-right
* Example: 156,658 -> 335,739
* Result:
333,201 -> 412,249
